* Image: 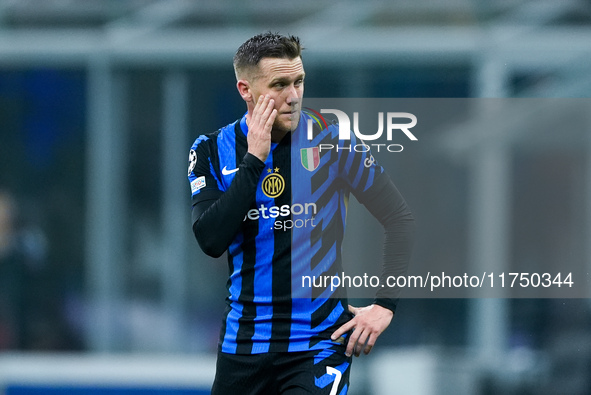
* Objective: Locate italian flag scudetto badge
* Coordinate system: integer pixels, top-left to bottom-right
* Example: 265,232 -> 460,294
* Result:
300,147 -> 320,171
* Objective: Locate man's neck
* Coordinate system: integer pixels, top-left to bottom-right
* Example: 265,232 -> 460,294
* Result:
271,128 -> 289,143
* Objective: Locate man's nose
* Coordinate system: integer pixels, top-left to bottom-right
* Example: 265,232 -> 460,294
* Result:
286,86 -> 300,105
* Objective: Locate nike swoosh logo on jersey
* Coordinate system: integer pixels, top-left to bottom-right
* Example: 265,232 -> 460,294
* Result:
222,166 -> 239,175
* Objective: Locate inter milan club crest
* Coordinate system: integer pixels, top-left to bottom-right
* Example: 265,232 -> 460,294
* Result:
262,168 -> 285,198
300,147 -> 320,171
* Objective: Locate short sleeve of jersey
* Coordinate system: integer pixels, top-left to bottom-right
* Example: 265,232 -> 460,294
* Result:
188,134 -> 223,204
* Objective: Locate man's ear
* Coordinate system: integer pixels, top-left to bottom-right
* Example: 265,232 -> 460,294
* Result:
236,79 -> 252,103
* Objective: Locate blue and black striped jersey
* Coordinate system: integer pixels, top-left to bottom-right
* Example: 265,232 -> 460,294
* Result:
188,110 -> 411,354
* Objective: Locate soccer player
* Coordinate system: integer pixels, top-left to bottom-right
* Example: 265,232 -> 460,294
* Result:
188,32 -> 415,394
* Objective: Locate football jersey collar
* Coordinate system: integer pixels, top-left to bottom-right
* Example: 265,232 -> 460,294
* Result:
239,112 -> 249,137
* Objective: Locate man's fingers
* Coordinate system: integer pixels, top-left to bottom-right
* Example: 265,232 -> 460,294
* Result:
364,333 -> 378,355
351,330 -> 379,357
261,99 -> 276,125
266,109 -> 277,129
256,95 -> 272,116
246,95 -> 275,162
251,95 -> 275,132
333,305 -> 394,358
254,94 -> 265,110
331,320 -> 354,341
250,95 -> 264,122
345,328 -> 360,357
249,95 -> 264,122
353,329 -> 369,357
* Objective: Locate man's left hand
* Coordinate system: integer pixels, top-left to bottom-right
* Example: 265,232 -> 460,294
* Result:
331,304 -> 394,357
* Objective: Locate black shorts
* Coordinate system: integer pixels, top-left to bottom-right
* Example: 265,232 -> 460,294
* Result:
211,348 -> 352,395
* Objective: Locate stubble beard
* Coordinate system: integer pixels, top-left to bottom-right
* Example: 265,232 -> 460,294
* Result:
275,111 -> 300,132
271,112 -> 300,142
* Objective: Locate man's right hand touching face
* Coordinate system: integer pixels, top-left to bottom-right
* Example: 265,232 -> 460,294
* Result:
246,95 -> 277,162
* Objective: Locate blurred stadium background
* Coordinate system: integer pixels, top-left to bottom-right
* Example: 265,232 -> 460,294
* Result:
1,0 -> 591,394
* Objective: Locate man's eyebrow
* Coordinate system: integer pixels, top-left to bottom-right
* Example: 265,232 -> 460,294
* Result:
269,73 -> 305,85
